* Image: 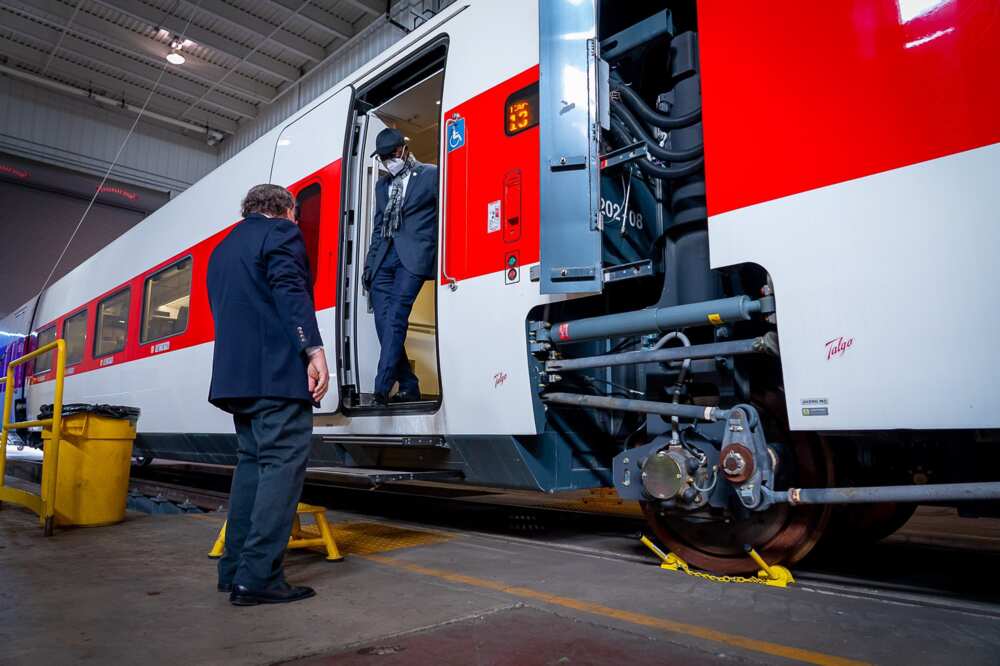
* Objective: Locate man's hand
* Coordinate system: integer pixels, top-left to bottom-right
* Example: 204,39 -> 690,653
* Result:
307,348 -> 330,403
362,267 -> 373,292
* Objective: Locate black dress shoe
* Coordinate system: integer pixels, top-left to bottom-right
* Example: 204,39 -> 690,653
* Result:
230,582 -> 316,606
218,582 -> 233,593
390,390 -> 421,403
372,392 -> 388,407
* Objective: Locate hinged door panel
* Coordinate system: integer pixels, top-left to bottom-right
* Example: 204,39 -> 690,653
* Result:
538,0 -> 602,294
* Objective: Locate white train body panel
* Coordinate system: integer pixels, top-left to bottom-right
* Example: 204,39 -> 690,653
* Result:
12,0 -> 552,438
5,0 -> 1000,450
709,143 -> 1000,430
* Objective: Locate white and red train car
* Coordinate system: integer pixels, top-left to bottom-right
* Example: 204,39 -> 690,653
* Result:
3,0 -> 999,572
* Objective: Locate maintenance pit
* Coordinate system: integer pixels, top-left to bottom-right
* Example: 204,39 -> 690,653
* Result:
2,468 -> 999,666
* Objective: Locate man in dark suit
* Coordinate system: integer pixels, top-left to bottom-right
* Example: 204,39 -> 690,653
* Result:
362,128 -> 439,406
207,183 -> 329,607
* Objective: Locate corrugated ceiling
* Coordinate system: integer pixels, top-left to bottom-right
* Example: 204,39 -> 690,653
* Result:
0,0 -> 387,142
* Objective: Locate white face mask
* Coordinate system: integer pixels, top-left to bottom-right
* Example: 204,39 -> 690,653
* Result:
384,157 -> 405,176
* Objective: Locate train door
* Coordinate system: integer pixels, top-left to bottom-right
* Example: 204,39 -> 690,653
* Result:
270,87 -> 354,414
339,45 -> 446,412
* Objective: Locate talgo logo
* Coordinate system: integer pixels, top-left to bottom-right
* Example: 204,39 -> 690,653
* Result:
825,336 -> 854,360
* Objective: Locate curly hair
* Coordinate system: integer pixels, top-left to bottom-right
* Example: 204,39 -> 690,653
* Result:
241,184 -> 295,218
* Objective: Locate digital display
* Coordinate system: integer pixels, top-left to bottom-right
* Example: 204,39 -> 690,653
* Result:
504,82 -> 539,136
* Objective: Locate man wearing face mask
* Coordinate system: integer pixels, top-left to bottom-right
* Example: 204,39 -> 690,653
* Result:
362,128 -> 439,406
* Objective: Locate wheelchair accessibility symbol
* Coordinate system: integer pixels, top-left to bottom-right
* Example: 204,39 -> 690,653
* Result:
447,119 -> 465,152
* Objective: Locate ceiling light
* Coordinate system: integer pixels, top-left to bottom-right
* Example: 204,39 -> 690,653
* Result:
435,100 -> 441,105
181,39 -> 196,48
156,27 -> 170,39
166,51 -> 185,65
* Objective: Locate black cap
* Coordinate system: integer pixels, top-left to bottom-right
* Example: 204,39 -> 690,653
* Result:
371,128 -> 405,158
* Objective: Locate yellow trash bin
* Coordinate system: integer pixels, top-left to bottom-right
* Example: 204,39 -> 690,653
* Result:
39,404 -> 140,527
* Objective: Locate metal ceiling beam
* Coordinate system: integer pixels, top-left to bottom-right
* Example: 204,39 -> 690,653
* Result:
266,0 -> 353,40
339,0 -> 386,18
176,0 -> 314,120
90,0 -> 301,82
1,11 -> 257,119
40,0 -> 83,75
8,0 -> 278,104
0,39 -> 238,134
0,62 -> 228,142
195,0 -> 325,62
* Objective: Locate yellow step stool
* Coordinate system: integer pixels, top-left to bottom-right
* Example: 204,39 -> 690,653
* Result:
208,502 -> 344,562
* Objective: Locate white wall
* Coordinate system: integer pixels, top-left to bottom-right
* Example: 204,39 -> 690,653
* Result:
0,74 -> 219,197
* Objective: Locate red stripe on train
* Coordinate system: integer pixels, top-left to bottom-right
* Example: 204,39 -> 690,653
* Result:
698,0 -> 1000,216
443,66 -> 540,283
27,63 -> 539,384
28,161 -> 341,384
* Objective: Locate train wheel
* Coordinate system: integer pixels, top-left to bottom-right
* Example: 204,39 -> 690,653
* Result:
641,391 -> 834,574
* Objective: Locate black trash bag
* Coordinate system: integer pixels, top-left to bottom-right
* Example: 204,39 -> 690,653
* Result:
38,403 -> 141,420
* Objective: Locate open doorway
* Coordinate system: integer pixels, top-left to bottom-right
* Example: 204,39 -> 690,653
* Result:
339,45 -> 445,413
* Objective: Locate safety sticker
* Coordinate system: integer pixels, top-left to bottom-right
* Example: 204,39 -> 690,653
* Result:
800,398 -> 829,416
447,118 -> 465,152
488,200 -> 501,233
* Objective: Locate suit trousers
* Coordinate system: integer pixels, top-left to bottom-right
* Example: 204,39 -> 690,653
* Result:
371,243 -> 425,396
218,397 -> 312,589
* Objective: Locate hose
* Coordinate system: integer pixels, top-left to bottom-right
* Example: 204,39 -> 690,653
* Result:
653,331 -> 692,445
608,118 -> 705,180
611,100 -> 703,162
612,80 -> 701,130
637,154 -> 704,180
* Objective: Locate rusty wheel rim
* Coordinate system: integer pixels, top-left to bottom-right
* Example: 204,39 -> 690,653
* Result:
641,390 -> 834,575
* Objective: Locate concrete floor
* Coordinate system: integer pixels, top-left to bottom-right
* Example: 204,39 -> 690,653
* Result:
3,491 -> 1000,666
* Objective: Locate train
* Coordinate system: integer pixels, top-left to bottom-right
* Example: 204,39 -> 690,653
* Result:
3,0 -> 1000,573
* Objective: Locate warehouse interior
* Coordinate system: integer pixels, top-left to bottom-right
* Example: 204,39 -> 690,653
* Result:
2,1 -> 1000,665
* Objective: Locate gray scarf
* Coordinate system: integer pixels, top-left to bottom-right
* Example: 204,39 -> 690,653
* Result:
382,155 -> 416,239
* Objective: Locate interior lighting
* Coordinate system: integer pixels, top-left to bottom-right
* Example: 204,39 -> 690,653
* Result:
166,51 -> 185,65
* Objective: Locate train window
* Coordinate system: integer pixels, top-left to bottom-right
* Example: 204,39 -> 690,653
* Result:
295,183 -> 321,288
63,309 -> 88,366
94,289 -> 130,358
504,82 -> 539,136
32,325 -> 56,375
140,257 -> 192,344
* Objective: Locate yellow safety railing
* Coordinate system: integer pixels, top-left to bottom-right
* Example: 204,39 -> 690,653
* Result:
0,339 -> 67,536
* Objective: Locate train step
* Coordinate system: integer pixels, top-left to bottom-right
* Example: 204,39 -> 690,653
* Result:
320,435 -> 449,449
306,466 -> 463,487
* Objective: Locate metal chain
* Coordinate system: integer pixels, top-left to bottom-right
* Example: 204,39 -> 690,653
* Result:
678,568 -> 770,586
640,535 -> 788,586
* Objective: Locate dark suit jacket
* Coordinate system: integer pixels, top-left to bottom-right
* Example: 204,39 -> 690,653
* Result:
207,214 -> 323,408
364,162 -> 439,279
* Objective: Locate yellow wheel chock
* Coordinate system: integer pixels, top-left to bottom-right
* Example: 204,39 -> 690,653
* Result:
640,535 -> 794,588
209,502 -> 344,562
